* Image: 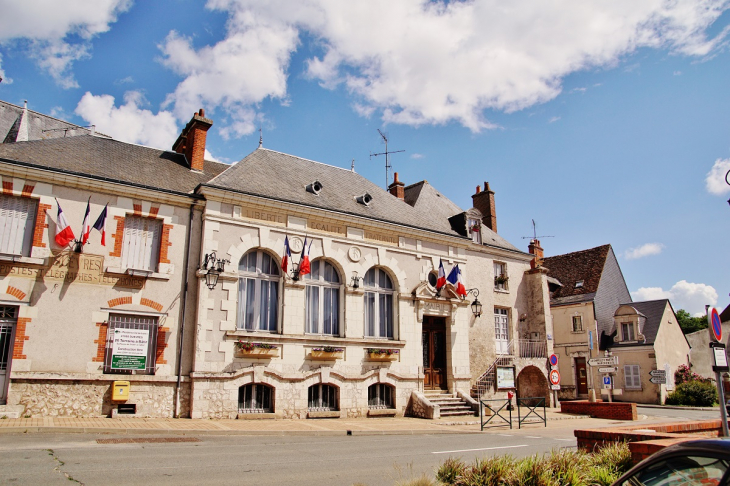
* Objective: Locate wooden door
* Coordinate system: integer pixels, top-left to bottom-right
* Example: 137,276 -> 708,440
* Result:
422,317 -> 447,390
575,357 -> 588,395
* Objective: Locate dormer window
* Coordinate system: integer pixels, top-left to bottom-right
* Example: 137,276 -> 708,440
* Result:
356,193 -> 373,206
621,322 -> 635,341
575,280 -> 584,289
306,180 -> 323,195
468,218 -> 482,244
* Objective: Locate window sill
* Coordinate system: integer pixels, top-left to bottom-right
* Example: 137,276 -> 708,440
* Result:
308,410 -> 340,419
0,255 -> 45,265
570,330 -> 585,334
225,331 -> 406,348
105,266 -> 171,280
493,289 -> 509,294
368,408 -> 396,417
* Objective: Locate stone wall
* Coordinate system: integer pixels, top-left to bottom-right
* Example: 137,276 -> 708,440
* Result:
407,390 -> 439,419
9,379 -> 190,418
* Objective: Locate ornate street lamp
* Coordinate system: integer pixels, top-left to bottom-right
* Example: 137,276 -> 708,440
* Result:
202,251 -> 229,290
465,288 -> 482,318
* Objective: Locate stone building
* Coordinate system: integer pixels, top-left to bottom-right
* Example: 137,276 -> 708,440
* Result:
0,102 -> 553,419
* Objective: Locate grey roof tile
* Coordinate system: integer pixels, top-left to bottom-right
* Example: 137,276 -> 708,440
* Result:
614,299 -> 673,345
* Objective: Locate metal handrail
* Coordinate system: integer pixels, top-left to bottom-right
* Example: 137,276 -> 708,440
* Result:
517,340 -> 547,358
473,340 -> 515,399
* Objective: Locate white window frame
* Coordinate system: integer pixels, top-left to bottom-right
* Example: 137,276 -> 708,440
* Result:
304,259 -> 341,336
468,218 -> 481,244
621,322 -> 635,341
494,307 -> 510,354
104,313 -> 158,375
121,215 -> 162,273
572,315 -> 583,332
494,262 -> 507,291
363,267 -> 394,339
624,364 -> 641,389
0,194 -> 37,257
237,250 -> 280,332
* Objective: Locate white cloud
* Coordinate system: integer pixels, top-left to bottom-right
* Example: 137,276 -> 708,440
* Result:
548,116 -> 561,123
75,91 -> 179,149
632,280 -> 718,316
673,70 -> 683,75
705,158 -> 730,195
159,0 -> 729,136
0,0 -> 130,88
410,153 -> 424,159
623,242 -> 665,260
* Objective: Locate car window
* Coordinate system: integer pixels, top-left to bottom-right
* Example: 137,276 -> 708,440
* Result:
620,455 -> 728,486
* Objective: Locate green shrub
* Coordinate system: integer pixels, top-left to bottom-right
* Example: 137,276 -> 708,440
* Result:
435,457 -> 466,485
665,380 -> 718,406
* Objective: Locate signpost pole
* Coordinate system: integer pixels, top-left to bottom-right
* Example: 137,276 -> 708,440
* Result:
715,366 -> 728,437
605,350 -> 613,402
707,305 -> 729,437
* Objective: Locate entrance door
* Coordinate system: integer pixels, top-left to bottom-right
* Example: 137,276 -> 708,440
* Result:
575,357 -> 588,396
0,306 -> 18,405
494,308 -> 510,355
422,316 -> 447,390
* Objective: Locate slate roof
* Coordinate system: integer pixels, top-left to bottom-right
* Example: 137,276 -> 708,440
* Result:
0,100 -> 101,142
614,299 -> 673,346
0,135 -> 228,196
204,148 -> 523,251
542,244 -> 611,305
721,303 -> 730,323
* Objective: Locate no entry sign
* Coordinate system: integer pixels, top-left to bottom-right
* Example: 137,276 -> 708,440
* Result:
549,369 -> 561,385
709,308 -> 722,342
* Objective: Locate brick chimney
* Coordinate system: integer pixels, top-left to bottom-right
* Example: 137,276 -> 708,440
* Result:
388,172 -> 405,200
472,181 -> 497,232
172,108 -> 213,172
528,239 -> 544,269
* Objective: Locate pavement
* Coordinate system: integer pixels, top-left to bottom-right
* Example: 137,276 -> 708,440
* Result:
0,407 -> 589,436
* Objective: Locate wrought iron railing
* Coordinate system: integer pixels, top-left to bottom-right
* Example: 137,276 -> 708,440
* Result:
517,340 -> 547,358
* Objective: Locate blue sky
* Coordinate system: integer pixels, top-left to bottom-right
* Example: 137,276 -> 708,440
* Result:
1,0 -> 729,315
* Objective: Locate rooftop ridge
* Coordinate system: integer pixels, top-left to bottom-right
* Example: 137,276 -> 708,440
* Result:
258,147 -> 353,173
0,99 -> 91,131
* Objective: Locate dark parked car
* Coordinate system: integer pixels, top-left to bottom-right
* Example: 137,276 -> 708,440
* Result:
613,438 -> 730,485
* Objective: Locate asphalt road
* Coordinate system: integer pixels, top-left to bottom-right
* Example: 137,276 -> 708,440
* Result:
0,408 -> 719,486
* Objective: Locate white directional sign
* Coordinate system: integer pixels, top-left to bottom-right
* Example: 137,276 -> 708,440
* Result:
650,376 -> 667,384
588,356 -> 619,367
598,367 -> 618,373
649,370 -> 666,377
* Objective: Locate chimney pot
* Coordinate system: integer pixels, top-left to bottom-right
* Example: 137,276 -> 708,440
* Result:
199,108 -> 205,117
528,239 -> 544,269
388,172 -> 405,200
476,185 -> 481,194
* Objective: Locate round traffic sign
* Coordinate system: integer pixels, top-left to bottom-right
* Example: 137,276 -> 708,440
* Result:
710,308 -> 722,342
549,354 -> 558,366
549,369 -> 561,385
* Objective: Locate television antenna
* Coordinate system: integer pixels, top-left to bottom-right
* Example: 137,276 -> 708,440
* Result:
370,129 -> 404,188
521,219 -> 554,241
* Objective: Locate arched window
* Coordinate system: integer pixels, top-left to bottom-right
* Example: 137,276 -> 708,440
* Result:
368,383 -> 394,409
304,260 -> 341,335
363,267 -> 394,338
238,250 -> 280,331
238,384 -> 273,413
308,384 -> 338,411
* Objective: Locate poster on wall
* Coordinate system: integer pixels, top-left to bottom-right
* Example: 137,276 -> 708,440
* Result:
111,328 -> 149,370
496,366 -> 515,389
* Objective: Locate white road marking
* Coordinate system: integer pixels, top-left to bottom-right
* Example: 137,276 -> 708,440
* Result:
497,434 -> 513,437
432,445 -> 528,454
525,436 -> 542,439
555,439 -> 574,441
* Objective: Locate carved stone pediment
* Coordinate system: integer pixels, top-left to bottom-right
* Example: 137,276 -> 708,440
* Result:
411,281 -> 462,324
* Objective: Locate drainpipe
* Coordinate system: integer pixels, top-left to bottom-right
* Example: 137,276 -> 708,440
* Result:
174,202 -> 196,418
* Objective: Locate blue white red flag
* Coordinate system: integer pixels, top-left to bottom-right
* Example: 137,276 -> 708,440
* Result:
54,199 -> 75,247
446,264 -> 467,297
80,198 -> 91,244
282,236 -> 291,272
436,259 -> 446,290
92,204 -> 107,246
298,237 -> 312,276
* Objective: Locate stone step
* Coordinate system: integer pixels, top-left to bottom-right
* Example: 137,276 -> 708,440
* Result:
441,410 -> 478,417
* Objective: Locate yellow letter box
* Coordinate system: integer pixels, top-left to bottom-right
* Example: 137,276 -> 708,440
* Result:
112,381 -> 130,401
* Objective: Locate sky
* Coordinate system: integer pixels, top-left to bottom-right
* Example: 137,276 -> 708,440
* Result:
0,0 -> 729,316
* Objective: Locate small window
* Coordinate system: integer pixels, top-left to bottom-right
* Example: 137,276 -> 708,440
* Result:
494,262 -> 508,290
104,314 -> 159,375
624,364 -> 641,389
122,215 -> 162,273
621,322 -> 635,341
0,194 -> 37,257
308,384 -> 338,411
427,271 -> 438,289
468,218 -> 481,244
575,280 -> 584,289
356,193 -> 373,206
572,315 -> 583,332
306,181 -> 323,195
619,455 -> 728,486
368,384 -> 395,409
238,384 -> 273,413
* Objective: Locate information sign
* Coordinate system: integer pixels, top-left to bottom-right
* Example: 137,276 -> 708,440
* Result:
550,385 -> 560,390
650,376 -> 667,384
588,356 -> 619,367
602,375 -> 612,389
496,366 -> 515,389
110,328 -> 149,370
598,367 -> 617,373
549,369 -> 561,385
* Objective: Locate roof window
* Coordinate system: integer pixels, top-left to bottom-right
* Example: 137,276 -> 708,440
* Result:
356,193 -> 373,206
306,180 -> 323,195
575,280 -> 584,289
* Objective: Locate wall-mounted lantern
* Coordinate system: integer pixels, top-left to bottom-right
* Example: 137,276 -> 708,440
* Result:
202,251 -> 229,290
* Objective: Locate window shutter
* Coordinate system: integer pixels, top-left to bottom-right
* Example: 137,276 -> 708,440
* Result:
122,216 -> 161,271
0,195 -> 36,256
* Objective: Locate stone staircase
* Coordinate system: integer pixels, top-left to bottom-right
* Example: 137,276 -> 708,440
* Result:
422,390 -> 477,418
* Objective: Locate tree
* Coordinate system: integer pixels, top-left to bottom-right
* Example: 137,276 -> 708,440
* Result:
676,309 -> 707,334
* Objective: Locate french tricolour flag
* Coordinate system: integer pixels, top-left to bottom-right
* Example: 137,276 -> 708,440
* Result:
80,198 -> 91,244
281,236 -> 291,272
298,237 -> 312,276
92,204 -> 108,246
436,259 -> 446,290
446,264 -> 467,297
54,199 -> 75,247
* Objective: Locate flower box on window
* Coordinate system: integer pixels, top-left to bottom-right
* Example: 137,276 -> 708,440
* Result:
365,348 -> 399,361
309,346 -> 344,360
235,341 -> 280,358
495,274 -> 509,286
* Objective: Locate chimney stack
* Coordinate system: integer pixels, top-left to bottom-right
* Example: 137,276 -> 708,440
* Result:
388,172 -> 405,200
172,108 -> 213,172
528,239 -> 544,269
471,181 -> 497,232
